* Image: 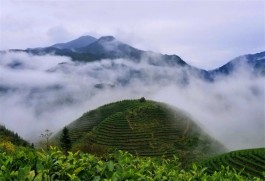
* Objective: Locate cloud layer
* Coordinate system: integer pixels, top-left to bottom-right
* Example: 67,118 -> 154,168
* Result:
0,52 -> 264,150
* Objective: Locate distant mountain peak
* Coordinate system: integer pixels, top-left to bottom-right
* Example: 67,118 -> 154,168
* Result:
74,35 -> 97,42
209,51 -> 265,76
97,36 -> 116,42
51,35 -> 97,49
10,34 -> 264,78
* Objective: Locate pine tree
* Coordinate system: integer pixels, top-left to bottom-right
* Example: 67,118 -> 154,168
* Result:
60,127 -> 72,153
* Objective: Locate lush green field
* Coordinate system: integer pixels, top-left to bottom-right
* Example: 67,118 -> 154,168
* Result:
57,99 -> 225,164
0,145 -> 263,181
201,148 -> 265,179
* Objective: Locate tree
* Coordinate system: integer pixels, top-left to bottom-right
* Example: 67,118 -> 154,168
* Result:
60,127 -> 72,153
40,129 -> 53,151
139,97 -> 146,102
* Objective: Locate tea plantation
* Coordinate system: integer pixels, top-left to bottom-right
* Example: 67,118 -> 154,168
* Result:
201,148 -> 265,178
60,99 -> 226,164
0,146 -> 263,181
1,99 -> 264,180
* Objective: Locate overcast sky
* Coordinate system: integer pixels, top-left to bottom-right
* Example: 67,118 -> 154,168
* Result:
0,0 -> 264,69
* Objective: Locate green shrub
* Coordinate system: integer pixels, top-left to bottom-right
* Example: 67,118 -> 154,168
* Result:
0,147 -> 263,181
0,141 -> 16,153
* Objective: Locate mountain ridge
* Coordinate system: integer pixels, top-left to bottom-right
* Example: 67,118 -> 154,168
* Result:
5,35 -> 265,78
209,51 -> 265,76
51,35 -> 97,49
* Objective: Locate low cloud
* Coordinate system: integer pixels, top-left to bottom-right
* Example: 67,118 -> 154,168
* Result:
0,52 -> 264,150
152,71 -> 265,150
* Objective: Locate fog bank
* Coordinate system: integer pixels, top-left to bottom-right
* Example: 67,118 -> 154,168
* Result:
0,52 -> 264,150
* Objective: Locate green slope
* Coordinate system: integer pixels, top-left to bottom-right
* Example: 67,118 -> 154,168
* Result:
59,99 -> 226,163
0,125 -> 30,147
201,148 -> 265,178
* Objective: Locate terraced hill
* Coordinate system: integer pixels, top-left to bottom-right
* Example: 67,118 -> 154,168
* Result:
59,99 -> 226,163
201,148 -> 265,178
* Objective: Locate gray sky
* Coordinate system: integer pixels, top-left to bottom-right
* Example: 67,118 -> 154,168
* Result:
0,0 -> 264,69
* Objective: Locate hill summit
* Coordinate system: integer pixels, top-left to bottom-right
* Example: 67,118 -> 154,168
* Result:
51,35 -> 97,49
59,99 -> 226,163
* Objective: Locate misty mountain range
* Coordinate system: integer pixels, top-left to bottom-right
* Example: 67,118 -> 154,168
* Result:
7,35 -> 265,80
0,35 -> 264,150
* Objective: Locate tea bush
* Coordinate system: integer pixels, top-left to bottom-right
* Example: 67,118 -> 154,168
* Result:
0,146 -> 262,181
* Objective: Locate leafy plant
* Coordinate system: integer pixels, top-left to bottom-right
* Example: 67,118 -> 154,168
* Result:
0,146 -> 263,181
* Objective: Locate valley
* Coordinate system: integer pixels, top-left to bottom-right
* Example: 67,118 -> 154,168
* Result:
1,26 -> 264,181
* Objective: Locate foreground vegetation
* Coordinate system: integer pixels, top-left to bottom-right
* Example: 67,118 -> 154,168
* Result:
0,144 -> 263,181
1,99 -> 264,180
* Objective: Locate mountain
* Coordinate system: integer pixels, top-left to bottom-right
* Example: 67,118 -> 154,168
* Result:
54,99 -> 226,164
76,36 -> 143,60
10,35 -> 190,66
8,35 -> 210,83
209,51 -> 265,76
6,35 -> 265,80
51,35 -> 97,49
